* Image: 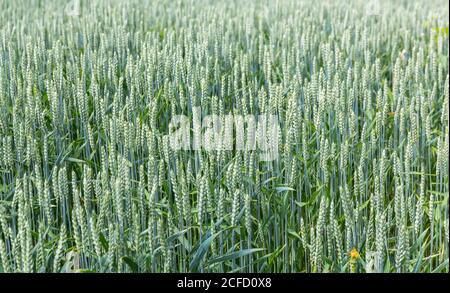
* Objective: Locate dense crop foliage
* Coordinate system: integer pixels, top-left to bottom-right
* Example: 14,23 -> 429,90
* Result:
0,0 -> 448,273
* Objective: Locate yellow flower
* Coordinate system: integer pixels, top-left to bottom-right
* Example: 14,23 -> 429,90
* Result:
350,248 -> 360,261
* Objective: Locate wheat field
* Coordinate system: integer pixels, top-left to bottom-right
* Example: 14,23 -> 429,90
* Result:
0,0 -> 448,273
